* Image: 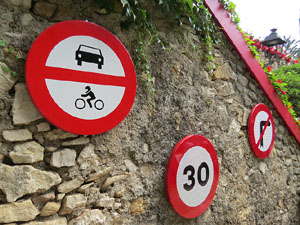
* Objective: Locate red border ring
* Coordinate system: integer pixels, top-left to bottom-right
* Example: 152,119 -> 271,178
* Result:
165,135 -> 219,218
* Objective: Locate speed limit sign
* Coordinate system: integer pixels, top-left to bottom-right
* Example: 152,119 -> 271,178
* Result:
165,135 -> 219,218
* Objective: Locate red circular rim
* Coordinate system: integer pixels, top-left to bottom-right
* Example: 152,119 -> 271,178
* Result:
26,20 -> 136,135
165,135 -> 219,218
248,103 -> 275,158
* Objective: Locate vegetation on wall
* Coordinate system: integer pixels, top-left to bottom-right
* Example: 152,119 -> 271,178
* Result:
91,0 -> 300,126
220,1 -> 300,127
273,64 -> 300,118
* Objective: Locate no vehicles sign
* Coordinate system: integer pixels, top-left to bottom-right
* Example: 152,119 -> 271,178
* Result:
165,135 -> 219,218
26,20 -> 136,135
248,103 -> 275,158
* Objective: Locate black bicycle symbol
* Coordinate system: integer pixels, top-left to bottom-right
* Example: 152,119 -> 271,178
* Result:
75,86 -> 104,110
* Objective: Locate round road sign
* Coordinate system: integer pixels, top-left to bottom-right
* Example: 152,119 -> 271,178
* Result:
248,103 -> 275,158
165,135 -> 219,218
26,20 -> 136,135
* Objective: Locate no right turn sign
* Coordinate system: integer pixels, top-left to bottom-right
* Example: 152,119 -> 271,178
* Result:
248,103 -> 275,158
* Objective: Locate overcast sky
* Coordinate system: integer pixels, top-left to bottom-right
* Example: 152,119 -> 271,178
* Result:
231,0 -> 300,40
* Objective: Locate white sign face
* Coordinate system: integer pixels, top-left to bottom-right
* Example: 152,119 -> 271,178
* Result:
45,36 -> 125,120
46,36 -> 125,76
176,146 -> 214,207
254,111 -> 273,152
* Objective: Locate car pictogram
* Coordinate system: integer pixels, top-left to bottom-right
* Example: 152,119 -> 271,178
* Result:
75,44 -> 104,69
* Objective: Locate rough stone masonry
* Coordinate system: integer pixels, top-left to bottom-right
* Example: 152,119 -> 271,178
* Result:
0,0 -> 299,224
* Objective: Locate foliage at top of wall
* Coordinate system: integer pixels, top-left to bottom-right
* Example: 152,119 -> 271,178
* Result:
273,64 -> 300,119
94,0 -> 223,52
93,0 -> 225,108
220,1 -> 300,127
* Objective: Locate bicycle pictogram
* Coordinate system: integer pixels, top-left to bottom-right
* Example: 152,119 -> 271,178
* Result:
75,86 -> 104,110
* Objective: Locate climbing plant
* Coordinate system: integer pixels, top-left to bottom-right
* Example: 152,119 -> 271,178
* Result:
92,0 -> 223,107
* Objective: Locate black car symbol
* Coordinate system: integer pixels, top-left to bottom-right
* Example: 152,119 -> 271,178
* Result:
75,44 -> 104,69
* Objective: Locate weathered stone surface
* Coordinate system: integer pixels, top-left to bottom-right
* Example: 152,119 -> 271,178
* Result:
217,82 -> 235,96
50,148 -> 76,168
212,63 -> 231,81
124,159 -> 138,172
51,6 -> 68,22
56,193 -> 65,201
21,13 -> 33,26
10,0 -> 32,9
44,129 -> 77,141
22,217 -> 67,225
78,182 -> 94,193
0,62 -> 17,96
59,194 -> 87,215
0,164 -> 61,202
33,1 -> 57,19
86,167 -> 112,182
36,122 -> 51,132
95,193 -> 115,209
0,199 -> 39,223
12,83 -> 43,125
130,197 -> 144,215
102,174 -> 129,189
40,201 -> 61,217
77,144 -> 101,170
32,192 -> 55,205
68,209 -> 106,225
9,141 -> 44,164
0,1 -> 299,224
57,176 -> 84,193
62,137 -> 90,146
2,129 -> 32,142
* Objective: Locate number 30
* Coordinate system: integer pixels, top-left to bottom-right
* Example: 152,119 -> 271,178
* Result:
183,162 -> 209,191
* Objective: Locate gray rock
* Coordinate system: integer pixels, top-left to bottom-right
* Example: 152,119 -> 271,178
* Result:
32,192 -> 55,205
2,129 -> 32,142
0,199 -> 39,223
22,0 -> 32,9
77,144 -> 101,170
22,217 -> 67,225
217,82 -> 235,97
57,176 -> 84,193
9,0 -> 32,9
9,141 -> 44,164
40,201 -> 61,217
68,209 -> 106,225
33,1 -> 57,19
21,13 -> 33,26
86,167 -> 112,182
12,83 -> 43,125
44,129 -> 77,141
212,63 -> 231,81
0,164 -> 61,202
0,62 -> 17,96
124,159 -> 138,172
95,193 -> 115,209
62,137 -> 90,146
59,193 -> 87,215
36,122 -> 51,132
102,174 -> 129,189
50,148 -> 77,168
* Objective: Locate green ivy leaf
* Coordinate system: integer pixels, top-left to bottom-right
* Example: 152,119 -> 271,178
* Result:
0,40 -> 5,47
1,65 -> 11,73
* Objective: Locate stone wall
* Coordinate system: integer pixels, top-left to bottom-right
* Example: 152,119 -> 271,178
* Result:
0,0 -> 299,224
